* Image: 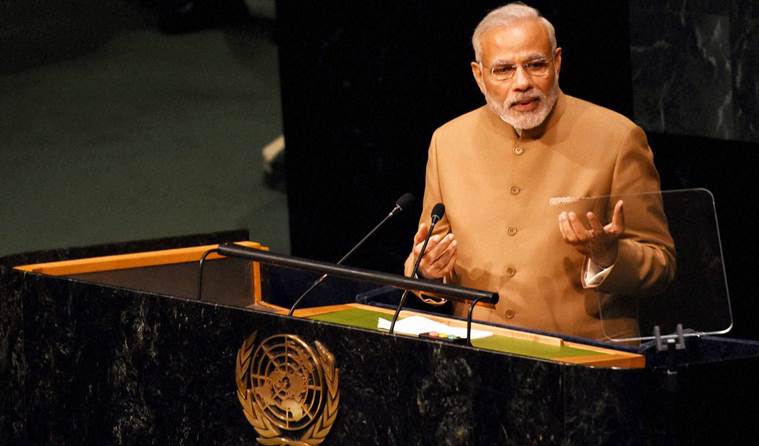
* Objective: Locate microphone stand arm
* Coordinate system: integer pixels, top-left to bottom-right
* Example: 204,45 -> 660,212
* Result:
388,216 -> 439,334
288,206 -> 400,316
215,242 -> 497,303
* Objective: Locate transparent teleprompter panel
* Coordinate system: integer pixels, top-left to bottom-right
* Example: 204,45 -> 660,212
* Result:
547,188 -> 731,343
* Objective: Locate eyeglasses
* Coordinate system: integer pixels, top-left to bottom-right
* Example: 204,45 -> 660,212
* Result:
479,58 -> 552,82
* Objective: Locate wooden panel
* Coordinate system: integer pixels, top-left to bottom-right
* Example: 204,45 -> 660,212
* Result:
15,241 -> 263,276
16,241 -> 268,308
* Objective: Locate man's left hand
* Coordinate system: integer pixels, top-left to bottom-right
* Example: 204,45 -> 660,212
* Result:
558,200 -> 625,268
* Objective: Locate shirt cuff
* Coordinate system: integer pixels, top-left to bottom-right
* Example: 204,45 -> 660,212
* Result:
582,257 -> 615,288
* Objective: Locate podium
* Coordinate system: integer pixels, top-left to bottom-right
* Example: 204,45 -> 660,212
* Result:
3,230 -> 759,445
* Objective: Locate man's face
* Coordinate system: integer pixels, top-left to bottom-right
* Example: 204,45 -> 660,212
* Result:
471,19 -> 562,130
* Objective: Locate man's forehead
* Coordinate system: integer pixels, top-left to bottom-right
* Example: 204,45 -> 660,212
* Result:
479,20 -> 552,61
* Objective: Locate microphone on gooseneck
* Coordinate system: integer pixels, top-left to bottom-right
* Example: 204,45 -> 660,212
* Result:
390,193 -> 415,217
287,193 -> 416,316
389,203 -> 445,334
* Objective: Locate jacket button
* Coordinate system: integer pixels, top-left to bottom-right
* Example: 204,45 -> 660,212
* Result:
506,267 -> 516,277
504,309 -> 516,319
513,146 -> 524,155
507,226 -> 517,236
510,185 -> 521,195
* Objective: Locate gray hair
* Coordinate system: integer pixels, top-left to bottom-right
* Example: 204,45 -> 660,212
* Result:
472,2 -> 557,61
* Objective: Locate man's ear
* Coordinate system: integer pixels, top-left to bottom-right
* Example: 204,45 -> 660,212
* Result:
554,47 -> 562,75
471,61 -> 486,95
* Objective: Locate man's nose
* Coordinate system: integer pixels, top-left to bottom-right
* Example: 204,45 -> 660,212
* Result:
512,65 -> 532,91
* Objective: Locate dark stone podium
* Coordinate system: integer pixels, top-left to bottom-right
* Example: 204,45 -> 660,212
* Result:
3,231 -> 759,445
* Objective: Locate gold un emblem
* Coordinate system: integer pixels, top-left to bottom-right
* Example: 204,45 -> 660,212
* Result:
236,332 -> 340,445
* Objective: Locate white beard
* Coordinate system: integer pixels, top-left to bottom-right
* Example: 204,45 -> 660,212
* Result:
485,78 -> 559,130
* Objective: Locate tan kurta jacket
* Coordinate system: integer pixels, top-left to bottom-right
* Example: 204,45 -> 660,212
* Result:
405,91 -> 675,340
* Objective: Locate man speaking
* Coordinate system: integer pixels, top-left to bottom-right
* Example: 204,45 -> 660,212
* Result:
405,2 -> 675,340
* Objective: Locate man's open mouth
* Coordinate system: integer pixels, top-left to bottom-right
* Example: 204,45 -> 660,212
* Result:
510,97 -> 540,111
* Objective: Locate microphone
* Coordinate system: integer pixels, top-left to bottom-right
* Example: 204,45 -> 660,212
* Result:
430,203 -> 445,224
392,192 -> 415,216
287,193 -> 415,316
389,203 -> 445,334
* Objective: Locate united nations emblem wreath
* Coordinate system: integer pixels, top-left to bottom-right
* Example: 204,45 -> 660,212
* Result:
236,332 -> 340,446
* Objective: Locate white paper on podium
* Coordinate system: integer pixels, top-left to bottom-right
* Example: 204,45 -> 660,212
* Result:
377,316 -> 492,339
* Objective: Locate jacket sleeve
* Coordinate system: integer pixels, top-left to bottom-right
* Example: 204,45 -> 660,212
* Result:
594,125 -> 677,296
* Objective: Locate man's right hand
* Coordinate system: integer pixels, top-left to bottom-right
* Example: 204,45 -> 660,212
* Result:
412,223 -> 458,279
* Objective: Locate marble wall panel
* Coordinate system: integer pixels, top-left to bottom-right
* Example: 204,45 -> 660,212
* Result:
630,0 -> 759,143
731,17 -> 759,141
0,270 -> 27,443
630,7 -> 734,139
